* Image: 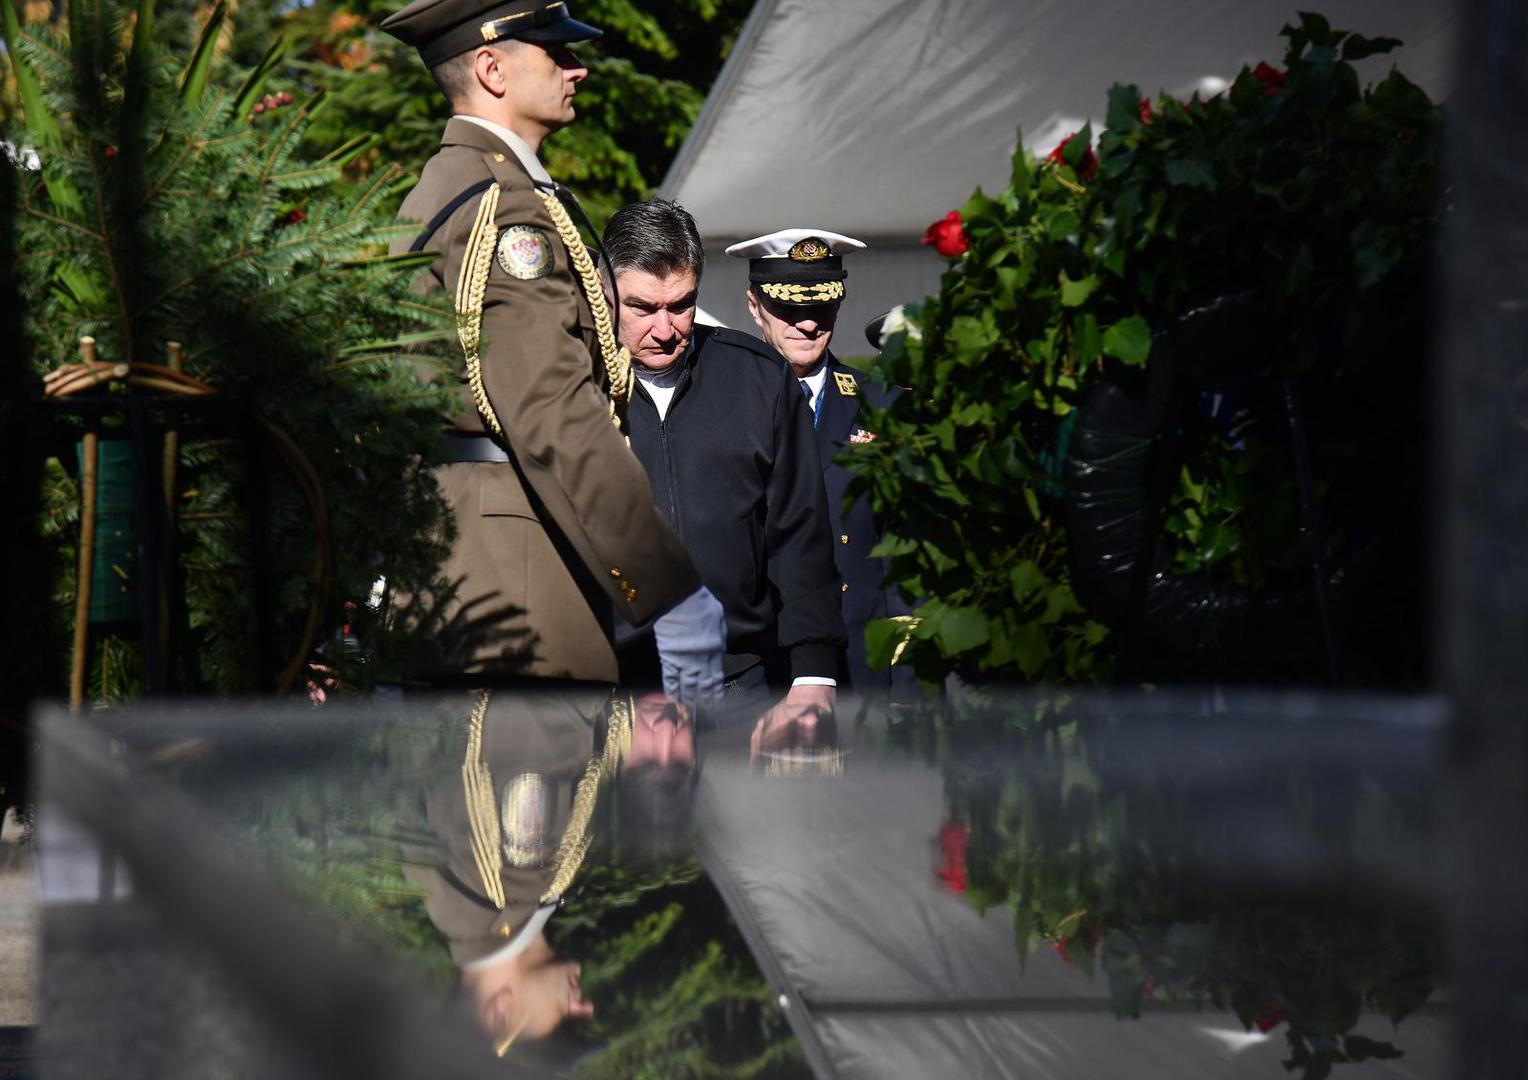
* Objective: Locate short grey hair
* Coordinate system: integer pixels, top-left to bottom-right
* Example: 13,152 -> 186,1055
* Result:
603,198 -> 705,281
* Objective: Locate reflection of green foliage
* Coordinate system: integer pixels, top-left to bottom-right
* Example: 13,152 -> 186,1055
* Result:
946,714 -> 1439,1080
553,859 -> 804,1080
5,0 -> 456,697
853,14 -> 1439,685
279,848 -> 456,991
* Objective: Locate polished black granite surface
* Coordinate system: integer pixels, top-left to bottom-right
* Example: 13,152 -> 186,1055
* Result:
32,689 -> 1467,1079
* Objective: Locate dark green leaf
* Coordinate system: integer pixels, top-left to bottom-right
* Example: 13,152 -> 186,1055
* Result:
1163,156 -> 1216,191
178,0 -> 226,106
937,606 -> 990,655
1102,315 -> 1152,366
1106,82 -> 1145,134
1341,33 -> 1402,61
1059,273 -> 1098,307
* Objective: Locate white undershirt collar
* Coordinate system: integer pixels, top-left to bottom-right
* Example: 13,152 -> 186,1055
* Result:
799,360 -> 829,412
634,344 -> 692,422
460,900 -> 557,973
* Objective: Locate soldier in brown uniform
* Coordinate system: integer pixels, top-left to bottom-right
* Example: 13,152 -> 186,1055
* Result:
381,0 -> 724,701
405,688 -> 697,1053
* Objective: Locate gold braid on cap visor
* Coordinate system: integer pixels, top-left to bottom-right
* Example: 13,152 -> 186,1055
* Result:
759,280 -> 845,303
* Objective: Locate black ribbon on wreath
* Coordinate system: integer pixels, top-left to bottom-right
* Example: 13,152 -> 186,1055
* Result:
1062,290 -> 1356,685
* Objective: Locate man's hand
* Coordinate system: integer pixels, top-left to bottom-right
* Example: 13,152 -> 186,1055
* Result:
750,683 -> 837,761
652,586 -> 726,708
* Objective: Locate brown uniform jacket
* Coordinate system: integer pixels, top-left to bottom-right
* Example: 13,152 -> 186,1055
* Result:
394,118 -> 699,680
404,689 -> 608,966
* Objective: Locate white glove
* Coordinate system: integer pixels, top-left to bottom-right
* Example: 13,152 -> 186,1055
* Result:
652,586 -> 726,708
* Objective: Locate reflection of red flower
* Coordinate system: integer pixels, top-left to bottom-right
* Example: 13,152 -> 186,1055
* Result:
1051,918 -> 1102,964
922,211 -> 969,258
1252,62 -> 1286,97
1254,1004 -> 1288,1033
934,821 -> 969,891
1047,133 -> 1099,181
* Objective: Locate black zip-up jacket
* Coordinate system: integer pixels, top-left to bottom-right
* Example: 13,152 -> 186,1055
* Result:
621,325 -> 846,683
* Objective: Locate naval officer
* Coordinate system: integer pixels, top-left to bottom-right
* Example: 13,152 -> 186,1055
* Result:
727,229 -> 917,698
381,0 -> 723,703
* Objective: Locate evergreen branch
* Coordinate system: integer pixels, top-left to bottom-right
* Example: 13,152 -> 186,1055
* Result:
241,92 -> 327,248
85,152 -> 134,361
141,90 -> 229,205
20,205 -> 105,244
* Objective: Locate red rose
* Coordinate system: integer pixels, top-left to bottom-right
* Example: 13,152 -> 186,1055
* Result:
934,821 -> 969,891
282,207 -> 307,226
1254,1004 -> 1288,1033
1139,97 -> 1152,124
1047,133 -> 1099,181
1252,62 -> 1286,97
922,210 -> 969,258
103,145 -> 118,159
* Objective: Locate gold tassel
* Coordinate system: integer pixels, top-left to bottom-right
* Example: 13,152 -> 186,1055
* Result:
462,689 -> 506,910
458,185 -> 506,441
536,189 -> 633,431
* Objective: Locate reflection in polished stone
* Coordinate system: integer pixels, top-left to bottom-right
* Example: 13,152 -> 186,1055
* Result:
33,689 -> 1456,1078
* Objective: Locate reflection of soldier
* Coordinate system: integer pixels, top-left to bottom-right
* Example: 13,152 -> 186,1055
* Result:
407,689 -> 695,1053
381,0 -> 724,700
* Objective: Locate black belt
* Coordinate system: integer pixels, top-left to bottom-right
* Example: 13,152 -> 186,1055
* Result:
439,433 -> 510,463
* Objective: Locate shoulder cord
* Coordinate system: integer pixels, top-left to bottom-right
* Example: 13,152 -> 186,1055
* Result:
463,689 -> 506,909
461,690 -> 635,910
535,189 -> 634,429
455,186 -> 634,439
457,186 -> 506,441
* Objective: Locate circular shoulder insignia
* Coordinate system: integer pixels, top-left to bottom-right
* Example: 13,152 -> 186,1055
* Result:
788,236 -> 831,262
496,225 -> 554,280
500,772 -> 553,868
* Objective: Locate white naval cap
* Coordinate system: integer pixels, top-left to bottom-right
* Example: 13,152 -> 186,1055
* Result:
725,229 -> 866,305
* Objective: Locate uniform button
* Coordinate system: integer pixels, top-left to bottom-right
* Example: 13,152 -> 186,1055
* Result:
492,153 -> 506,162
609,568 -> 622,578
839,535 -> 849,544
841,582 -> 849,593
621,582 -> 638,603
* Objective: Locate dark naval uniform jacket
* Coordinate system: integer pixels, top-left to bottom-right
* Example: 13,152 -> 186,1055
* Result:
814,354 -> 917,696
392,118 -> 699,681
620,325 -> 846,685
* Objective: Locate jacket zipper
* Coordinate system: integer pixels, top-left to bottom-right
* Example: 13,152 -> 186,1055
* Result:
658,414 -> 684,541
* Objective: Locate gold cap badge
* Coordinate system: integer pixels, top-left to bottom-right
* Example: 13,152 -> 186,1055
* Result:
788,237 -> 831,262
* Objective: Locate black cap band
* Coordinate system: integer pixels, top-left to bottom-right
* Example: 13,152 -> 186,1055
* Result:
747,256 -> 846,286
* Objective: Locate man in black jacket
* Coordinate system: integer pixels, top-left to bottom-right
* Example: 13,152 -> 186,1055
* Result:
726,229 -> 919,700
603,199 -> 845,725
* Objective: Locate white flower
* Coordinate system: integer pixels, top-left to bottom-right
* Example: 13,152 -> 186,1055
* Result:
880,304 -> 922,343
